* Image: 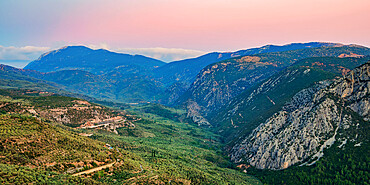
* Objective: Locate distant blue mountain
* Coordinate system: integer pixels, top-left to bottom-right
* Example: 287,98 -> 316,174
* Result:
0,60 -> 30,68
20,46 -> 169,103
24,46 -> 165,74
154,42 -> 343,87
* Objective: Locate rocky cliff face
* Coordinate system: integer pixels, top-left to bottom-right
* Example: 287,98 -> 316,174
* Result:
230,62 -> 370,170
186,100 -> 211,126
212,67 -> 336,142
329,63 -> 370,120
179,56 -> 279,126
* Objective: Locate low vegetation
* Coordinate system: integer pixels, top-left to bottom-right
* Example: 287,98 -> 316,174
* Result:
0,89 -> 261,184
84,104 -> 261,184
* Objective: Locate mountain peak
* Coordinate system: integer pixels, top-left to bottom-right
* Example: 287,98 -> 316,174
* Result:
59,45 -> 90,50
36,45 -> 91,59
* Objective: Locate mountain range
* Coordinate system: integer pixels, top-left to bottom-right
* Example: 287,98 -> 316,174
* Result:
177,45 -> 370,125
20,42 -> 351,104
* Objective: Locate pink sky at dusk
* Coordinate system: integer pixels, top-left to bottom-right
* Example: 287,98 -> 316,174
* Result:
0,0 -> 369,62
50,0 -> 370,50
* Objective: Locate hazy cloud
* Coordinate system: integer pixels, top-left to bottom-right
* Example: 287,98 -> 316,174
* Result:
80,43 -> 206,61
59,43 -> 206,62
0,45 -> 50,60
86,43 -> 110,50
116,47 -> 206,62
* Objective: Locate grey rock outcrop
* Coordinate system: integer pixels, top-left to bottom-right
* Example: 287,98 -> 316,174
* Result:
230,62 -> 370,170
186,100 -> 211,126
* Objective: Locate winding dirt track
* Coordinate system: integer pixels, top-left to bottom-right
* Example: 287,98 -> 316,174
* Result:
72,161 -> 116,176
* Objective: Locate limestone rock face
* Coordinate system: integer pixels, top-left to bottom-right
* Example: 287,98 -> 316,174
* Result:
230,62 -> 370,170
329,63 -> 370,120
186,100 -> 211,126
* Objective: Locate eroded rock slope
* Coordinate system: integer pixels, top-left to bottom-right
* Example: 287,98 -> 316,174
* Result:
231,62 -> 370,170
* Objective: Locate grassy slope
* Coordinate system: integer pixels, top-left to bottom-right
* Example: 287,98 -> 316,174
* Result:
0,89 -> 122,184
0,113 -> 116,184
0,89 -> 120,127
0,163 -> 101,185
0,114 -> 117,169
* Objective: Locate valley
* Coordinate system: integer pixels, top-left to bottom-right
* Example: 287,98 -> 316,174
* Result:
0,88 -> 261,184
0,42 -> 369,184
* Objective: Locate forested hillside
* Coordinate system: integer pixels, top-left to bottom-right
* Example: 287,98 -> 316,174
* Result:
178,45 -> 370,126
213,56 -> 370,143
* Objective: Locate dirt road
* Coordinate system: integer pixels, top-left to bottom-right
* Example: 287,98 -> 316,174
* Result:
72,161 -> 116,176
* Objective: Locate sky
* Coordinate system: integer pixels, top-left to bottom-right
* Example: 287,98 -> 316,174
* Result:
0,0 -> 369,67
